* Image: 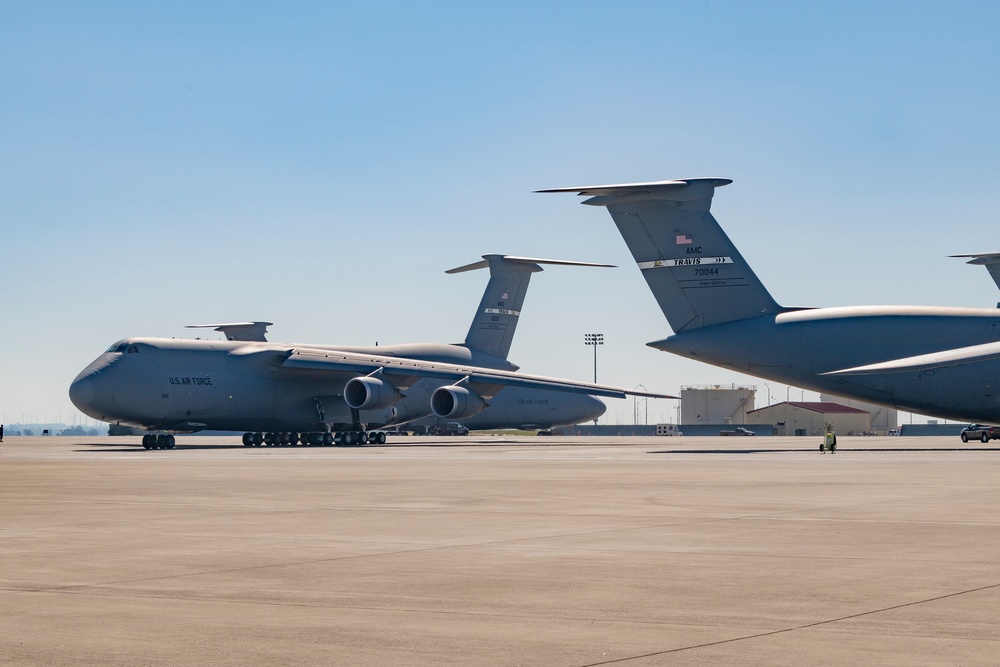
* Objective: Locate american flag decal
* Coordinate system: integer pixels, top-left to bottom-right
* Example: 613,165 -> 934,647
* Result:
676,234 -> 693,245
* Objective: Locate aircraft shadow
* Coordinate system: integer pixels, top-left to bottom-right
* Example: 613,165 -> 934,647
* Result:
651,447 -> 1000,454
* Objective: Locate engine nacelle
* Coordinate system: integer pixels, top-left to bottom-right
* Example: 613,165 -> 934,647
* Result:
344,376 -> 402,411
430,385 -> 486,419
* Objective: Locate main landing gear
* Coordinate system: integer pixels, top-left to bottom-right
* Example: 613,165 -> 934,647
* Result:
142,434 -> 175,450
240,431 -> 387,447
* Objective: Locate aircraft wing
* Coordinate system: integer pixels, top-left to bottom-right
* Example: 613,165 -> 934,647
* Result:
825,341 -> 1000,375
282,347 -> 675,399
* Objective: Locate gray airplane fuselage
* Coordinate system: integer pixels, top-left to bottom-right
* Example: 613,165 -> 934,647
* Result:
544,177 -> 1000,425
69,337 -> 605,432
661,305 -> 1000,422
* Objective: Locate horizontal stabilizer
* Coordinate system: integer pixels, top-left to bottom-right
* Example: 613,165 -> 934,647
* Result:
825,340 -> 1000,375
446,255 -> 614,274
951,252 -> 1000,292
537,178 -> 733,202
187,321 -> 272,342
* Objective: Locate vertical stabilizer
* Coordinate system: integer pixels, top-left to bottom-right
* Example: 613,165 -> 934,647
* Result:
539,178 -> 780,332
448,255 -> 613,359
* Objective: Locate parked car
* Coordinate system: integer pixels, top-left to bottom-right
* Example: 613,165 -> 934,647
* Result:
960,424 -> 1000,443
428,422 -> 469,436
720,427 -> 756,436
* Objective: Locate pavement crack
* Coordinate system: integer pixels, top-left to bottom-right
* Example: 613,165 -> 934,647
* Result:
577,581 -> 1000,666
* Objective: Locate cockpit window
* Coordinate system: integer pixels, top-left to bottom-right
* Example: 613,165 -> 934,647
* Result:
105,342 -> 138,353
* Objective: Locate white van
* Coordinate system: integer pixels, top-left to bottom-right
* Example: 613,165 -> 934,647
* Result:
655,424 -> 683,436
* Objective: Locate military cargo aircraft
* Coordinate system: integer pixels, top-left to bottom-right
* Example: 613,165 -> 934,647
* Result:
70,254 -> 669,449
543,178 -> 1000,423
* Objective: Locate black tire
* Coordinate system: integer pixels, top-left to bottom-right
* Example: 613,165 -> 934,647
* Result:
982,432 -> 990,443
819,443 -> 824,452
961,433 -> 969,443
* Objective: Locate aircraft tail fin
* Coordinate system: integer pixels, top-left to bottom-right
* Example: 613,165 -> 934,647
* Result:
449,255 -> 613,359
187,321 -> 272,342
539,178 -> 780,332
951,252 -> 1000,294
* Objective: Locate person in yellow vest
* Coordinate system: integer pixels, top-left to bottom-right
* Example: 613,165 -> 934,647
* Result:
821,425 -> 837,454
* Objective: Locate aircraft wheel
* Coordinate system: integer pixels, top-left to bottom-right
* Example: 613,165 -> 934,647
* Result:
376,432 -> 386,444
288,432 -> 299,446
322,432 -> 333,446
961,433 -> 969,443
982,432 -> 990,443
343,431 -> 356,446
166,435 -> 175,449
242,432 -> 253,446
253,432 -> 263,446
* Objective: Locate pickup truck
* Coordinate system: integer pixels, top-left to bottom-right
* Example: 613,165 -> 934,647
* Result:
960,424 -> 1000,443
720,427 -> 756,436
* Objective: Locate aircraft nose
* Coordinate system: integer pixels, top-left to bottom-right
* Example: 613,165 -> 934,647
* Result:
69,376 -> 94,411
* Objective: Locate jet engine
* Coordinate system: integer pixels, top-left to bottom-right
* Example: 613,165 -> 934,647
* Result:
344,376 -> 402,411
430,385 -> 486,419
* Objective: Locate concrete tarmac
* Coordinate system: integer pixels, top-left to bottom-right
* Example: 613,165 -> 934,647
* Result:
2,434 -> 999,666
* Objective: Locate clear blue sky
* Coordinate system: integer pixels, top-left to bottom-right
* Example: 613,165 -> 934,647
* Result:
4,1 -> 1000,426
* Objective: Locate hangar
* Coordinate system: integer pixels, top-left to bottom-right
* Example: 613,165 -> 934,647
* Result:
747,401 -> 870,436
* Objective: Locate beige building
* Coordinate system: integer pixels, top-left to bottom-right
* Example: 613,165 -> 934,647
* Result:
681,385 -> 756,425
747,401 -> 870,436
818,394 -> 897,433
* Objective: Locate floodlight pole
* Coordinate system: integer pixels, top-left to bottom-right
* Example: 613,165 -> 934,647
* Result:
584,333 -> 604,425
584,333 -> 603,384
